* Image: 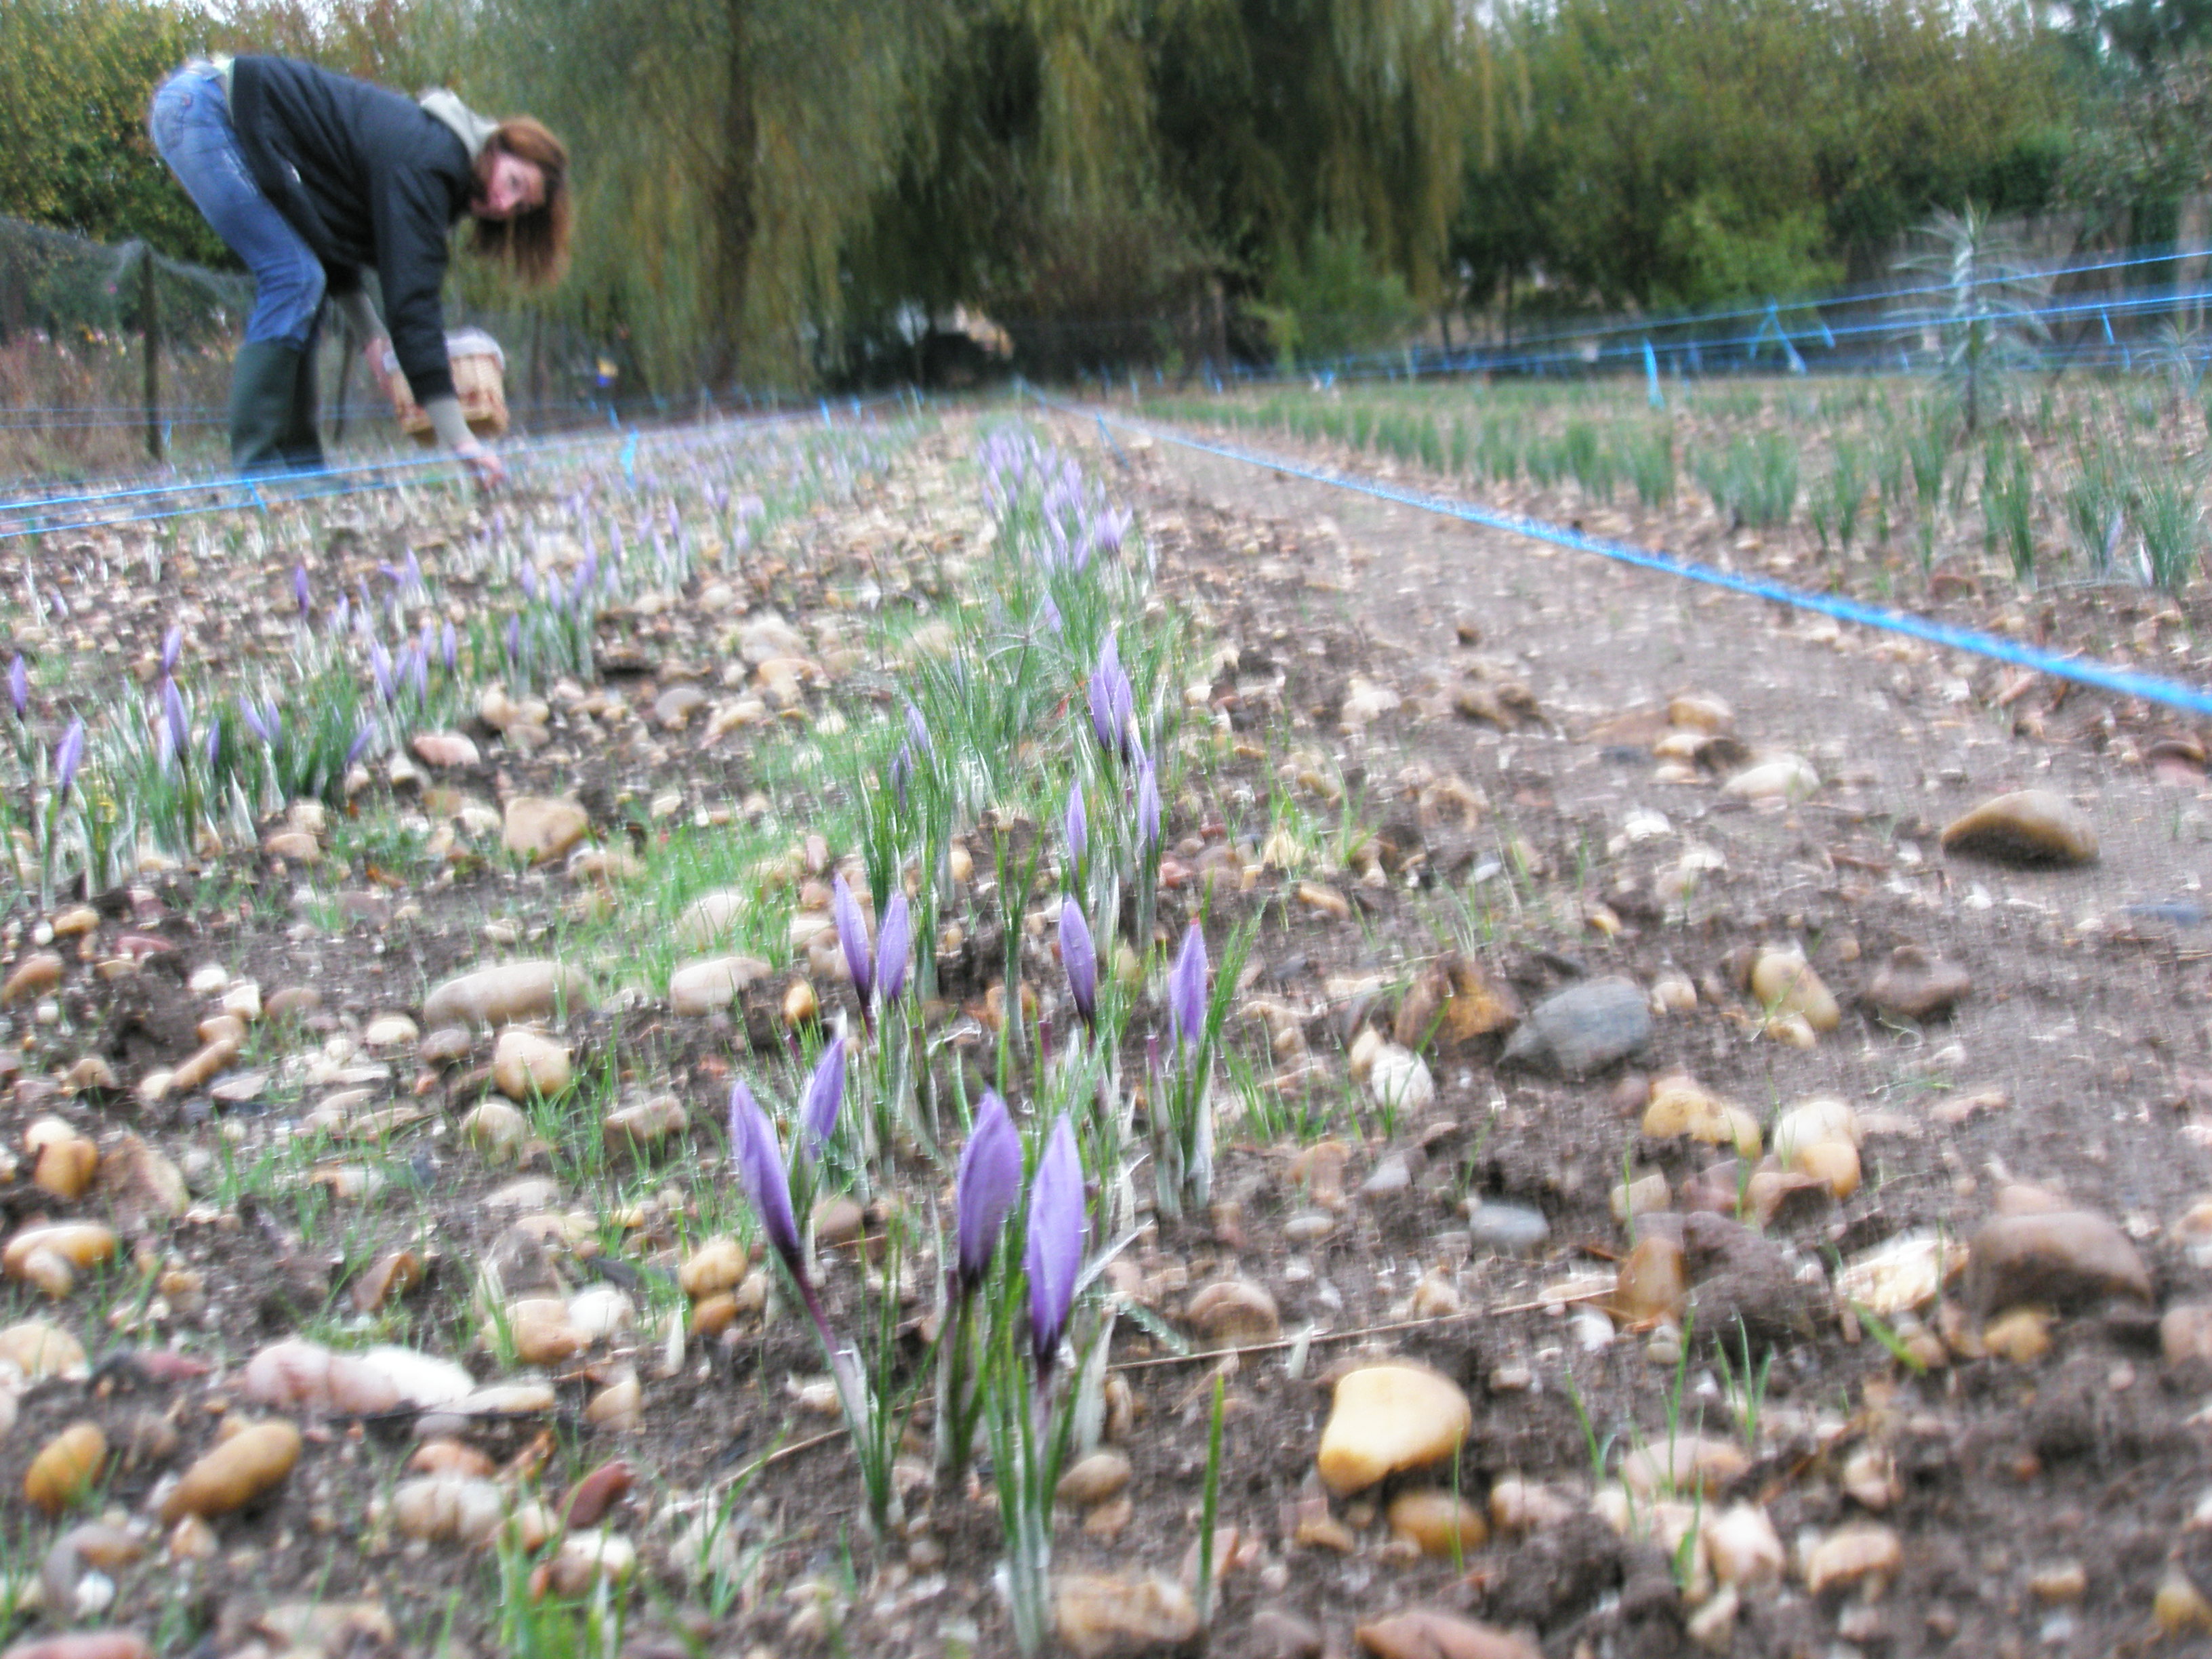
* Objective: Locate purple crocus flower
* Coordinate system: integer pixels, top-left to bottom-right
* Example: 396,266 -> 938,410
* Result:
1169,922 -> 1209,1052
799,1037 -> 845,1164
1059,900 -> 1097,1030
160,626 -> 183,677
7,656 -> 25,718
346,723 -> 377,768
409,642 -> 429,704
1065,783 -> 1086,872
506,614 -> 523,666
519,563 -> 537,602
1088,637 -> 1126,760
875,891 -> 911,1007
52,719 -> 84,806
1024,1114 -> 1085,1373
161,677 -> 188,758
1135,747 -> 1162,851
239,697 -> 270,744
204,723 -> 220,767
1040,591 -> 1063,634
955,1090 -> 1023,1288
370,642 -> 394,705
904,700 -> 931,760
832,875 -> 874,1010
441,621 -> 457,672
293,564 -> 310,618
729,1080 -> 802,1271
331,596 -> 350,636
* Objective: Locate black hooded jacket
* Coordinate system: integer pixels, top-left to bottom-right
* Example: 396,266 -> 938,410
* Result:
226,55 -> 475,401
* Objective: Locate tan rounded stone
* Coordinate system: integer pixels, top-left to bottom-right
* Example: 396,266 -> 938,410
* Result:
1939,789 -> 2097,866
501,797 -> 589,864
1186,1279 -> 1282,1347
491,1029 -> 572,1101
1802,1523 -> 1902,1595
669,955 -> 771,1016
159,1420 -> 302,1522
1387,1490 -> 1487,1558
1316,1364 -> 1473,1496
1750,949 -> 1840,1031
1056,1450 -> 1133,1507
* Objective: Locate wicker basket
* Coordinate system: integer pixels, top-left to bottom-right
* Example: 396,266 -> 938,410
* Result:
382,329 -> 509,445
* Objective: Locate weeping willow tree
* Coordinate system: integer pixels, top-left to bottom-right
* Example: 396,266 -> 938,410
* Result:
451,0 -> 1460,384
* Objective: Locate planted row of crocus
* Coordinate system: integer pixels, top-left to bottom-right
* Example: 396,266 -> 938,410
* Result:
718,426 -> 1252,1653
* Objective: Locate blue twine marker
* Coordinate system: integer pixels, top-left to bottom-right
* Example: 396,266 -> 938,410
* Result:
619,430 -> 638,485
819,398 -> 831,427
1642,339 -> 1664,409
1048,396 -> 2212,721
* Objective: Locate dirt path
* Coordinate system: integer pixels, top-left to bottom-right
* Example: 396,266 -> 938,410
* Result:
1078,411 -> 2212,1656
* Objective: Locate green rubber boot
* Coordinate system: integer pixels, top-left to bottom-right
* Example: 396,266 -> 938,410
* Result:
279,329 -> 327,472
228,340 -> 306,474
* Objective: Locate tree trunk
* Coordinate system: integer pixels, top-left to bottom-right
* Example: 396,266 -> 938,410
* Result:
711,0 -> 758,388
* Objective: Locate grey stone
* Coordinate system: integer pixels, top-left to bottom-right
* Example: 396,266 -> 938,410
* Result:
1500,977 -> 1651,1076
1467,1201 -> 1551,1256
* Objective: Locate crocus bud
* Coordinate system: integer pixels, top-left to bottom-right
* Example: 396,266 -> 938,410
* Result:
1025,1114 -> 1085,1374
346,723 -> 376,768
1065,783 -> 1086,872
520,563 -> 537,602
160,625 -> 183,677
956,1090 -> 1023,1288
293,564 -> 311,618
798,1037 -> 845,1165
832,875 -> 874,1010
1059,901 -> 1097,1030
52,719 -> 84,805
875,891 -> 911,1007
730,1081 -> 802,1272
1135,749 -> 1162,851
238,697 -> 270,745
506,614 -> 523,665
7,655 -> 25,718
162,677 -> 188,758
370,642 -> 394,706
1169,922 -> 1208,1053
441,621 -> 457,672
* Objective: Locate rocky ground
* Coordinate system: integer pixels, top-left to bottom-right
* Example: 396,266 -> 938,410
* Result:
1,398 -> 2211,1659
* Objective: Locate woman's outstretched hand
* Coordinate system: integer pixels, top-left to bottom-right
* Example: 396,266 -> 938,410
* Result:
455,438 -> 507,492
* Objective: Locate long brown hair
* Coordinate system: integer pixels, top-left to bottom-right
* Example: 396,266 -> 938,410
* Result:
469,118 -> 571,289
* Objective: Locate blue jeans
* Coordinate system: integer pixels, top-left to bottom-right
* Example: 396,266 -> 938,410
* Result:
148,66 -> 325,348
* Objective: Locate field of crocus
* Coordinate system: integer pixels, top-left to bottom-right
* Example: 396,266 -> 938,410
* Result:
0,387 -> 2209,1659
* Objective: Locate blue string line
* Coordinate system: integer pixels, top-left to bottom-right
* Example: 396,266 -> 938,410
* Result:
1057,394 -> 2212,720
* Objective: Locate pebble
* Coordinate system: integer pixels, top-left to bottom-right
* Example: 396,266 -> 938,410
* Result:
2165,1303 -> 2212,1367
1721,755 -> 1819,800
1801,1522 -> 1902,1594
0,1636 -> 155,1659
1618,1435 -> 1748,1498
1316,1364 -> 1473,1496
501,796 -> 590,863
1366,1044 -> 1436,1112
1939,788 -> 2097,866
813,1195 -> 865,1246
1185,1279 -> 1281,1347
463,1101 -> 531,1162
411,732 -> 480,768
1702,1502 -> 1786,1586
1,953 -> 62,1006
1771,1097 -> 1859,1162
1361,1152 -> 1414,1197
159,1420 -> 302,1522
1394,955 -> 1523,1047
422,962 -> 592,1028
1488,1477 -> 1576,1534
1465,1200 -> 1550,1256
1055,1450 -> 1132,1507
1866,945 -> 1971,1021
1284,1211 -> 1337,1244
362,1013 -> 419,1048
604,1094 -> 687,1149
419,1027 -> 474,1067
2156,1569 -> 2212,1634
1387,1490 -> 1487,1557
1500,977 -> 1652,1076
0,1320 -> 87,1381
1748,947 -> 1840,1031
492,1029 -> 573,1101
1352,1611 -> 1540,1659
24,1422 -> 105,1515
1053,1573 -> 1200,1658
1965,1210 -> 2151,1313
1641,1074 -> 1760,1156
669,955 -> 772,1016
1612,1235 -> 1687,1324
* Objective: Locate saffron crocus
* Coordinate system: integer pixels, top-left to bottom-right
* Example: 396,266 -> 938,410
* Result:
799,1037 -> 845,1164
519,562 -> 537,602
889,743 -> 913,806
729,1081 -> 803,1271
441,621 -> 457,672
346,723 -> 376,769
506,614 -> 523,666
1088,637 -> 1129,761
1169,922 -> 1208,1052
1025,1114 -> 1085,1373
52,719 -> 84,806
1059,901 -> 1097,1030
370,642 -> 394,705
7,656 -> 25,718
203,724 -> 220,768
1064,783 -> 1086,873
956,1091 -> 1023,1288
238,697 -> 270,745
160,626 -> 183,677
409,642 -> 429,704
904,699 -> 932,761
875,891 -> 912,1007
1135,748 -> 1162,851
293,564 -> 310,618
832,875 -> 874,1010
161,678 -> 188,758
